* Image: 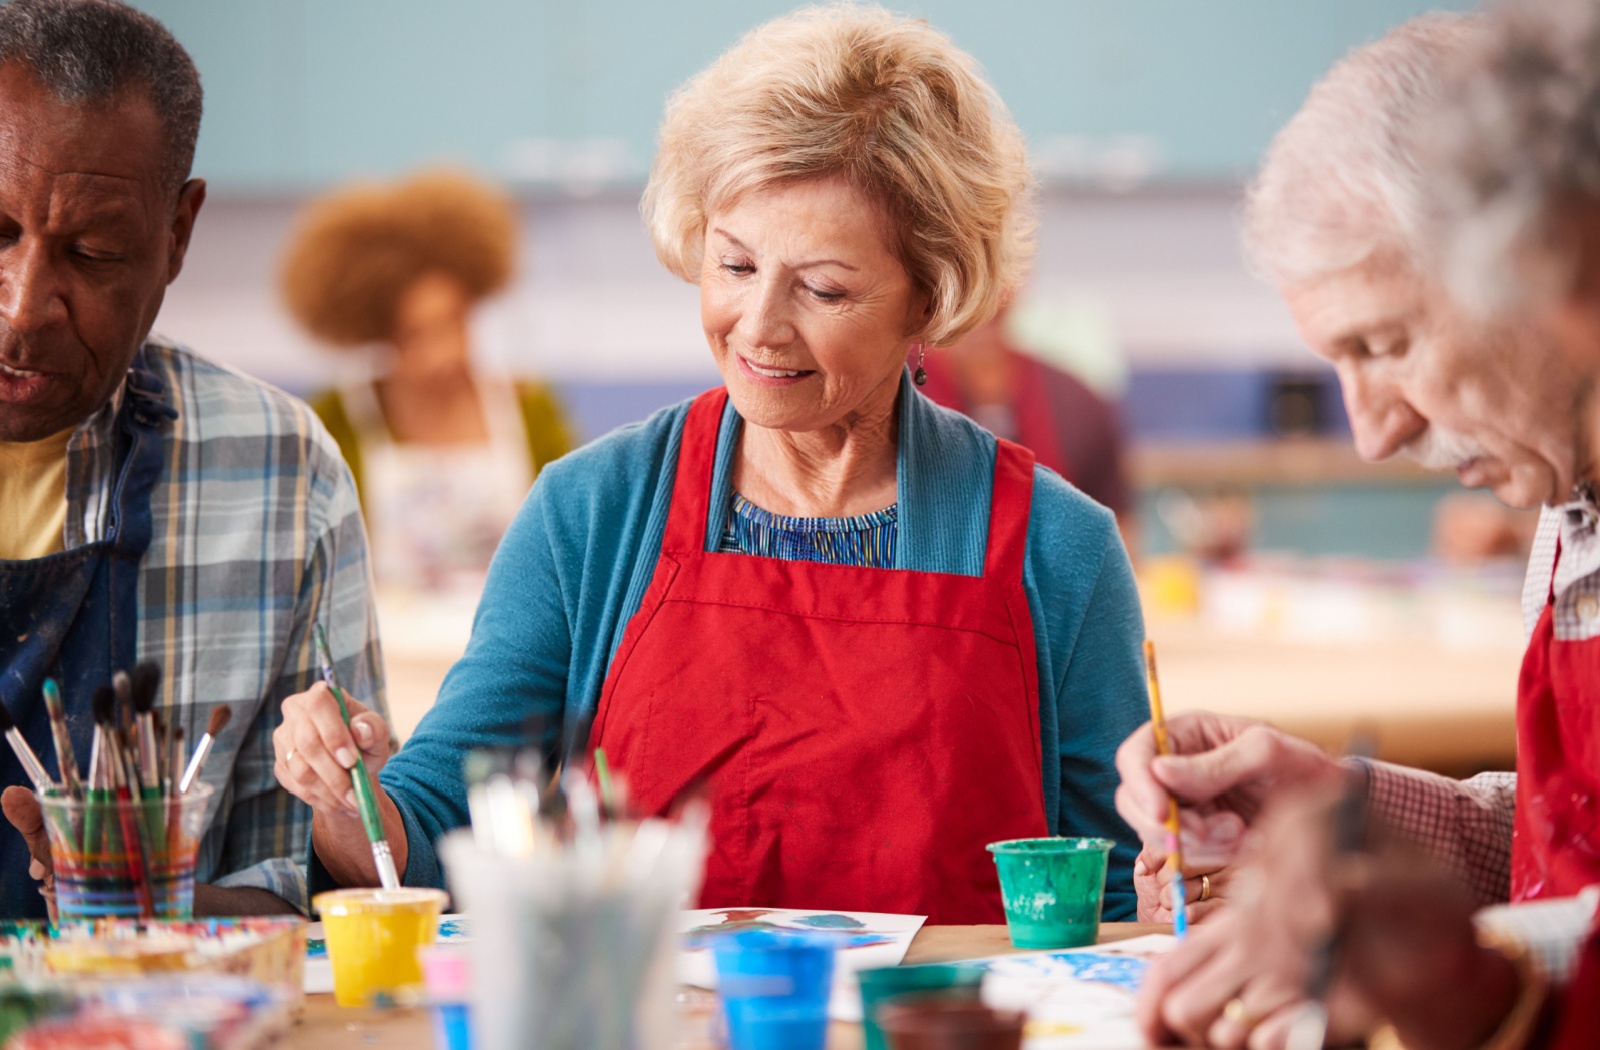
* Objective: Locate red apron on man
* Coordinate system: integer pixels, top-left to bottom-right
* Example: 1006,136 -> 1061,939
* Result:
589,389 -> 1050,923
1513,533 -> 1600,900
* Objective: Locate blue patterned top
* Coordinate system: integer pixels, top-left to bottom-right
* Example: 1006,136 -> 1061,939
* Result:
717,493 -> 898,567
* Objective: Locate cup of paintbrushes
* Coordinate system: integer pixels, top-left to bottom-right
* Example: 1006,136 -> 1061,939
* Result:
38,782 -> 213,921
440,817 -> 706,1050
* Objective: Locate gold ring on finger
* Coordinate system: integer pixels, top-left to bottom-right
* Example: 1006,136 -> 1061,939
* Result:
285,748 -> 297,766
1223,998 -> 1263,1028
1199,873 -> 1212,902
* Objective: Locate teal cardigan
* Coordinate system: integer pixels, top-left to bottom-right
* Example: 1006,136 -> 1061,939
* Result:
321,373 -> 1149,919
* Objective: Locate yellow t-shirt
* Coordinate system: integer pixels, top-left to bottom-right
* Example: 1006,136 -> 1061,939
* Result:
0,427 -> 72,560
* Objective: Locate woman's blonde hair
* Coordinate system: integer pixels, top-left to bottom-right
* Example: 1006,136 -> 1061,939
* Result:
281,169 -> 517,347
641,4 -> 1033,346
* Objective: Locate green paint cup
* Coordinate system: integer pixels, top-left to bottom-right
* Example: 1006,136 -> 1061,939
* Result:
986,837 -> 1114,949
858,964 -> 986,1050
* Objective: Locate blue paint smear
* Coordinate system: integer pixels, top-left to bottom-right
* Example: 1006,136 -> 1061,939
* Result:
438,920 -> 469,939
1016,952 -> 1148,992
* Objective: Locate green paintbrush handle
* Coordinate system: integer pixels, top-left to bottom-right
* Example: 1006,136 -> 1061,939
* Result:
348,752 -> 385,845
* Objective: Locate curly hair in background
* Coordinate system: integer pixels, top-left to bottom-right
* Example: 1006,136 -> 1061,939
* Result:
280,169 -> 518,348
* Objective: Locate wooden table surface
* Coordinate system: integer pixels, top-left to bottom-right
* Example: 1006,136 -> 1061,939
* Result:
283,923 -> 1167,1050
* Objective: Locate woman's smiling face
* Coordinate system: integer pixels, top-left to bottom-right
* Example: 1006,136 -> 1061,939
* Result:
700,176 -> 928,434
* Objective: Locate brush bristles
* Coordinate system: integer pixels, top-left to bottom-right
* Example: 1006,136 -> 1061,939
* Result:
92,685 -> 117,726
131,662 -> 161,714
206,706 -> 232,738
0,699 -> 14,734
42,679 -> 64,718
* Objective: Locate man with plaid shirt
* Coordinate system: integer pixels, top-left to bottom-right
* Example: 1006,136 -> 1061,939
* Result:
0,0 -> 382,917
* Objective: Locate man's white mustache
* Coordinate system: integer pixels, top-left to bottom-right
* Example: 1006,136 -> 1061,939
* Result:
1402,429 -> 1488,470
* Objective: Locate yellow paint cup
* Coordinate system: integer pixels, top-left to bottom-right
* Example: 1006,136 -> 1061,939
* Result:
313,887 -> 448,1007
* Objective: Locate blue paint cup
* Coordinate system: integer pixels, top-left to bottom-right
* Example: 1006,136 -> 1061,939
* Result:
712,929 -> 837,1050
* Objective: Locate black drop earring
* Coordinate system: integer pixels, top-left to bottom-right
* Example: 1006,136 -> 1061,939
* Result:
913,345 -> 927,386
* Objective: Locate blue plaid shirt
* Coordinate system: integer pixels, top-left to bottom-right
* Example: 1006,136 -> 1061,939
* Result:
64,339 -> 385,913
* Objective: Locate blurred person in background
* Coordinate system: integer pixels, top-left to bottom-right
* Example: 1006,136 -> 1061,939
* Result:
281,170 -> 574,592
271,5 -> 1148,923
915,298 -> 1134,541
1126,5 -> 1600,1047
0,0 -> 382,918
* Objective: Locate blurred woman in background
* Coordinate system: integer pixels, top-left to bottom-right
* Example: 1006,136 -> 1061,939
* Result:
282,170 -> 573,591
274,5 -> 1147,923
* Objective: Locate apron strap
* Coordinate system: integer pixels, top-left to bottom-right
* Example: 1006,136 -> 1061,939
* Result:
983,439 -> 1036,588
663,386 -> 1037,586
661,388 -> 730,555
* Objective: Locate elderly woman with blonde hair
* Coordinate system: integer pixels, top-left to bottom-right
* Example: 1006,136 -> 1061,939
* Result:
272,5 -> 1146,922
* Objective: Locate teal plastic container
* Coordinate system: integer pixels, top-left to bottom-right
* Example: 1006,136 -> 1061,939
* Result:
986,837 -> 1114,949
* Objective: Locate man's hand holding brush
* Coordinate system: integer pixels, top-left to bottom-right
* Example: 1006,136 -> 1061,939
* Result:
1136,787 -> 1527,1050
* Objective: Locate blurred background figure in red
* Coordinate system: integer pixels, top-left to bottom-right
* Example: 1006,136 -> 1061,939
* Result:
917,297 -> 1135,547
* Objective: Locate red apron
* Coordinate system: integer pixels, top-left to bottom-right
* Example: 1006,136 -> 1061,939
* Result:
1512,547 -> 1600,900
1548,928 -> 1600,1049
589,389 -> 1050,923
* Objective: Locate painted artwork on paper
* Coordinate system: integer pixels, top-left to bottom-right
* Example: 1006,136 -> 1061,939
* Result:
981,935 -> 1178,1050
677,907 -> 926,1021
681,907 -> 908,950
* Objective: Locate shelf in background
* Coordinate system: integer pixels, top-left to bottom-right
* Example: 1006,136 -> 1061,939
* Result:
1132,438 -> 1439,488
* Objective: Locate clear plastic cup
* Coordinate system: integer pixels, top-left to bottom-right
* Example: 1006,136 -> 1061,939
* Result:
712,929 -> 836,1050
987,836 -> 1114,949
39,783 -> 213,921
312,887 -> 448,1007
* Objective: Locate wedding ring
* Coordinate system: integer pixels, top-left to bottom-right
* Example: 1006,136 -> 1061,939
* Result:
1199,873 -> 1212,902
285,748 -> 297,766
1224,998 -> 1262,1027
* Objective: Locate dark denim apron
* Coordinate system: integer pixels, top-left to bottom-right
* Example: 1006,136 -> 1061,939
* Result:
0,353 -> 173,917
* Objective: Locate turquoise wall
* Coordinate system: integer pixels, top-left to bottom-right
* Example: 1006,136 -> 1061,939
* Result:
134,0 -> 1476,192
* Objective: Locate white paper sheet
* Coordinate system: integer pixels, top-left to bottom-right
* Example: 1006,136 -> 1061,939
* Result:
676,907 -> 927,1022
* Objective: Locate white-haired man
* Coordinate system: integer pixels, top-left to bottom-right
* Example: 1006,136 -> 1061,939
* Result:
1120,10 -> 1600,1048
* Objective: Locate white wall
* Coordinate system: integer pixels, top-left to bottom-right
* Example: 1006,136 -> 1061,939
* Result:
153,186 -> 1305,393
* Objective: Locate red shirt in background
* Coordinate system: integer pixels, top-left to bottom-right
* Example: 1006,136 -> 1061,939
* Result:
916,346 -> 1132,518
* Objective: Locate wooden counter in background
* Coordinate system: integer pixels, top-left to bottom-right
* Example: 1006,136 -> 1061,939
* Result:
1148,612 -> 1521,775
1132,438 -> 1439,488
378,589 -> 1523,777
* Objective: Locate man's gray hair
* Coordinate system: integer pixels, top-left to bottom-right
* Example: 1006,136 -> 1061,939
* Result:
0,0 -> 201,195
1422,0 -> 1600,313
1243,13 -> 1490,288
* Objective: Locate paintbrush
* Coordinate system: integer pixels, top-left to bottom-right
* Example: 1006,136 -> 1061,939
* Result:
112,670 -> 135,739
40,679 -> 80,802
1143,639 -> 1188,939
0,697 -> 55,795
168,726 -> 185,799
313,624 -> 400,890
130,663 -> 162,790
85,685 -> 117,854
104,713 -> 155,917
179,706 -> 231,794
130,663 -> 165,844
164,724 -> 186,857
1285,734 -> 1376,1050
